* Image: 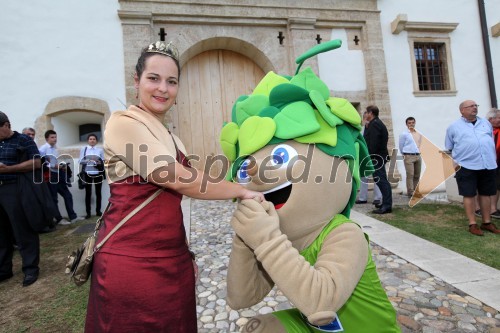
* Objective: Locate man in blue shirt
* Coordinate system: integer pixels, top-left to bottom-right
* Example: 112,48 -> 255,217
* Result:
445,100 -> 500,236
0,111 -> 41,286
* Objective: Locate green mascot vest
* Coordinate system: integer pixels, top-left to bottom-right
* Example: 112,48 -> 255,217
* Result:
273,214 -> 401,333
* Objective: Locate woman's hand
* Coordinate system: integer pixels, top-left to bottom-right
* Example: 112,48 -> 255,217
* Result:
240,188 -> 265,202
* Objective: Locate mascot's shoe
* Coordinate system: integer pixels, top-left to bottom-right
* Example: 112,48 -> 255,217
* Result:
480,222 -> 500,234
22,272 -> 39,287
468,224 -> 484,236
372,207 -> 392,214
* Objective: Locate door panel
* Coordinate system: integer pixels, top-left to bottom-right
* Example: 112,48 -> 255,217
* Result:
174,50 -> 265,177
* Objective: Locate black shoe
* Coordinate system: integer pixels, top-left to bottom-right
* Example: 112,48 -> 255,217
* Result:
474,210 -> 482,217
372,200 -> 381,205
372,207 -> 392,214
22,272 -> 39,287
85,214 -> 91,219
0,272 -> 13,283
39,225 -> 56,234
355,200 -> 368,204
96,211 -> 102,217
374,203 -> 383,209
491,210 -> 500,219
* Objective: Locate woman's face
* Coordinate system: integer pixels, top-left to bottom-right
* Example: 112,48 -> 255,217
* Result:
135,54 -> 179,118
88,136 -> 97,146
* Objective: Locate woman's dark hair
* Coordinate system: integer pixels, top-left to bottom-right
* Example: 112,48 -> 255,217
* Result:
135,49 -> 181,80
405,116 -> 416,124
87,134 -> 98,141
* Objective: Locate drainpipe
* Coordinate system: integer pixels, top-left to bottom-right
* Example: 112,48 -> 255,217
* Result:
477,0 -> 497,108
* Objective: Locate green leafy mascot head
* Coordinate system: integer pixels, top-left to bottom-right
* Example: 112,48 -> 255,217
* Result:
220,40 -> 374,217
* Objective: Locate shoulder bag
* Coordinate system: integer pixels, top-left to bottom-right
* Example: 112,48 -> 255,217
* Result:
65,188 -> 162,286
78,147 -> 87,190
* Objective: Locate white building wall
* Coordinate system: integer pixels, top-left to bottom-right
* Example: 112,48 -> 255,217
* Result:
0,0 -> 125,131
318,29 -> 367,92
377,0 -> 499,193
0,0 -> 124,217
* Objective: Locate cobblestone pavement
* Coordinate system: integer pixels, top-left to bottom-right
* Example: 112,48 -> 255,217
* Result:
191,198 -> 500,333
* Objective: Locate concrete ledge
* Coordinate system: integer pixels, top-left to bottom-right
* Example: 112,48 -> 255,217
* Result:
351,210 -> 500,311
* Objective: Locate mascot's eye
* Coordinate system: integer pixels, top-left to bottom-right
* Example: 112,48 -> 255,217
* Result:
236,159 -> 251,184
270,144 -> 298,167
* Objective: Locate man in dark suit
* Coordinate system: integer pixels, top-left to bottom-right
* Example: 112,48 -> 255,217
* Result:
363,105 -> 393,214
0,111 -> 41,286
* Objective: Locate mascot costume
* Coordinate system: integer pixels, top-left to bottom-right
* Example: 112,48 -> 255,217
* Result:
219,40 -> 401,332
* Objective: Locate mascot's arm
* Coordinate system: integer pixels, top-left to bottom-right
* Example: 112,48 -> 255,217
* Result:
254,223 -> 368,326
227,235 -> 275,309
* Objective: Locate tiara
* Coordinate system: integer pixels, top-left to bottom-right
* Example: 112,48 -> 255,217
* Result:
146,41 -> 179,62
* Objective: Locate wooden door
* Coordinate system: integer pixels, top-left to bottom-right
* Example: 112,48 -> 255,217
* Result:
172,50 -> 265,177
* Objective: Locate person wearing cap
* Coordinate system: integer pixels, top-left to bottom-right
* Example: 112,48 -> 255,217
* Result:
398,117 -> 422,197
85,41 -> 264,332
0,111 -> 41,287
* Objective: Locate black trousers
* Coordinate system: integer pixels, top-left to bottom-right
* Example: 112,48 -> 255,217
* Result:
83,173 -> 103,215
372,162 -> 393,209
0,183 -> 40,277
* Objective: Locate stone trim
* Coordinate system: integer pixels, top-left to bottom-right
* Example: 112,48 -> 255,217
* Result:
391,14 -> 458,35
35,96 -> 111,157
492,22 -> 500,37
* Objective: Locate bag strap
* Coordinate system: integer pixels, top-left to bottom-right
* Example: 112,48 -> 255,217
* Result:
93,188 -> 162,253
167,129 -> 181,162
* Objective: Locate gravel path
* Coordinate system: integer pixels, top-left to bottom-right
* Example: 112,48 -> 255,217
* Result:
190,198 -> 500,333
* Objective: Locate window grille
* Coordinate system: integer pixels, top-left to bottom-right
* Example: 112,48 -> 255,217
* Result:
414,43 -> 448,91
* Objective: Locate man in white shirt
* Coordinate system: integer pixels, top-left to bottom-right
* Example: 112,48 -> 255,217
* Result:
39,130 -> 84,225
398,117 -> 422,197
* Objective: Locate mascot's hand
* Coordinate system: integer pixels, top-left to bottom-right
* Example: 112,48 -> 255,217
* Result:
231,198 -> 281,250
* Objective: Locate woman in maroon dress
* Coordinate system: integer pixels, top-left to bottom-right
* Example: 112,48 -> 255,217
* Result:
85,41 -> 263,333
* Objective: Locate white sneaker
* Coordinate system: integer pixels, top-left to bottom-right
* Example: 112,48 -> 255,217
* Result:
69,217 -> 85,223
59,220 -> 72,226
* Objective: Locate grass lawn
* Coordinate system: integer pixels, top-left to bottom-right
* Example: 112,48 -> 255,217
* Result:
367,202 -> 500,270
0,220 -> 91,333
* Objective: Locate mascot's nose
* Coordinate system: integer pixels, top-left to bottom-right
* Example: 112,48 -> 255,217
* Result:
246,160 -> 264,185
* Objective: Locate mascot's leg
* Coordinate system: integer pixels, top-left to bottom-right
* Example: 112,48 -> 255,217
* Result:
242,309 -> 313,333
241,314 -> 287,333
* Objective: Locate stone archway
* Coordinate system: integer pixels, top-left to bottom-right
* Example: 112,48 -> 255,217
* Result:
36,96 -> 111,157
